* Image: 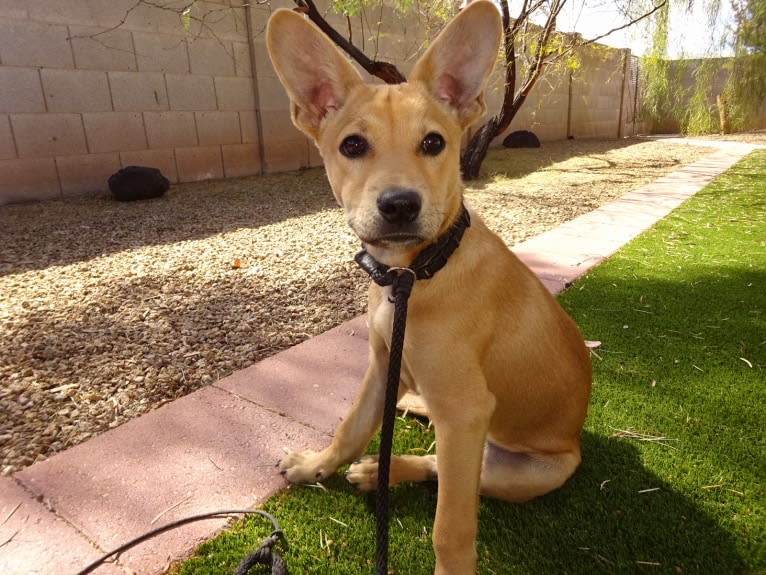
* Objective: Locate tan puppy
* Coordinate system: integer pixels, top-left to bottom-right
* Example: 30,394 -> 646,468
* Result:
267,3 -> 591,573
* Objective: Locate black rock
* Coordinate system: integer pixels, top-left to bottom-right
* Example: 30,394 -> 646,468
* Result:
502,130 -> 541,148
108,166 -> 170,202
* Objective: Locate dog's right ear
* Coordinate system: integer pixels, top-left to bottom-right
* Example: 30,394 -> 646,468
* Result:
267,10 -> 364,140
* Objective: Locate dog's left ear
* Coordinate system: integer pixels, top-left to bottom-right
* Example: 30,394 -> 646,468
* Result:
410,1 -> 502,129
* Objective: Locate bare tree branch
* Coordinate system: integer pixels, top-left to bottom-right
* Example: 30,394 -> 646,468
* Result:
68,0 -> 239,61
580,1 -> 668,47
293,0 -> 406,84
67,0 -> 144,39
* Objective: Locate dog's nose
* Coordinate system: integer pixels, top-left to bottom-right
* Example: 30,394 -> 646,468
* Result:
377,188 -> 422,224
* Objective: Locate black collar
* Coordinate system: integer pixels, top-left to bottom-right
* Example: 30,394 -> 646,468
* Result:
354,204 -> 471,287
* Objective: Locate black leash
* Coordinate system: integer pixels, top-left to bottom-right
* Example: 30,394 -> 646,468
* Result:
233,518 -> 286,575
373,267 -> 414,575
354,204 -> 471,575
75,509 -> 284,575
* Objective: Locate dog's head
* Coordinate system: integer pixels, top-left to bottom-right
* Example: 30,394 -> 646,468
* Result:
267,2 -> 501,265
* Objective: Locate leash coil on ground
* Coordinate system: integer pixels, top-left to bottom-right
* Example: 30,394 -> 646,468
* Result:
75,509 -> 285,575
233,527 -> 286,575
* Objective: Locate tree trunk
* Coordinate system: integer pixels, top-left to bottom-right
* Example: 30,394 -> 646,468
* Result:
460,86 -> 533,180
460,120 -> 498,180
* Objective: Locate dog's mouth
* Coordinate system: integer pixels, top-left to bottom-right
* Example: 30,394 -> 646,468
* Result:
363,232 -> 425,248
350,210 -> 438,251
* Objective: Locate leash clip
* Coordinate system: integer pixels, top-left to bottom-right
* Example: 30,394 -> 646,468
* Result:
386,267 -> 416,304
387,266 -> 416,278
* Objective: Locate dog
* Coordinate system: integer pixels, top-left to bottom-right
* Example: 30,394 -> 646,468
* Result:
267,3 -> 591,573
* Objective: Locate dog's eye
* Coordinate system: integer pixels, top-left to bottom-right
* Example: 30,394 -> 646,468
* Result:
421,132 -> 445,156
339,134 -> 369,159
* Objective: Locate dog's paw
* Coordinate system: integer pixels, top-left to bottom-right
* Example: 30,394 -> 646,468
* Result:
277,449 -> 332,483
344,456 -> 379,491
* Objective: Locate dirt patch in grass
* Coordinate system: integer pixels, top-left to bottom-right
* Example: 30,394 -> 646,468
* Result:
0,137 -> 716,474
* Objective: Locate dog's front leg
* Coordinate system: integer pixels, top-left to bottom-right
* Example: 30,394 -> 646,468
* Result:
278,329 -> 389,483
428,379 -> 495,575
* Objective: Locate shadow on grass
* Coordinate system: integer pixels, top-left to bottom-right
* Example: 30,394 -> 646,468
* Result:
476,431 -> 746,574
226,429 -> 746,575
554,264 -> 764,575
562,265 -> 765,485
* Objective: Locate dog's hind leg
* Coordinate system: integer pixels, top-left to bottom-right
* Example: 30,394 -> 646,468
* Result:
478,441 -> 581,502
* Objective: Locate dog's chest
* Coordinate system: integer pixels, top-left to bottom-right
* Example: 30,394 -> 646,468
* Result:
369,289 -> 395,347
368,287 -> 420,393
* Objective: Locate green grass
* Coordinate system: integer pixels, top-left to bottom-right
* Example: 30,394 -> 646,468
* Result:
173,150 -> 765,575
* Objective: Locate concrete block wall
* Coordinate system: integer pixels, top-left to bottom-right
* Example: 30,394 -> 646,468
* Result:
1,1 -> 634,205
569,45 -> 631,139
487,42 -> 637,145
0,0 -> 261,204
507,72 -> 571,142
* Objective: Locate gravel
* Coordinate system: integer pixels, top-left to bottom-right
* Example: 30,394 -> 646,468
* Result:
0,137 -> 721,474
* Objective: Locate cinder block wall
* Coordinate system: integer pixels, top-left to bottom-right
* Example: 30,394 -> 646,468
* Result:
0,0 -> 261,204
0,1 -> 633,205
493,43 -> 642,142
571,45 -> 633,138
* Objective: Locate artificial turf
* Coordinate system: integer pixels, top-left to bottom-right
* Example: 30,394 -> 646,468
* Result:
173,149 -> 764,574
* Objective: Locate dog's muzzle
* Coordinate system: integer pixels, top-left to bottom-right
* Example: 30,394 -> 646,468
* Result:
370,188 -> 423,245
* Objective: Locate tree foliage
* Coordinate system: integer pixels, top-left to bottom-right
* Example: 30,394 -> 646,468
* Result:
641,0 -> 765,135
638,3 -> 671,129
724,0 -> 766,130
733,0 -> 765,51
